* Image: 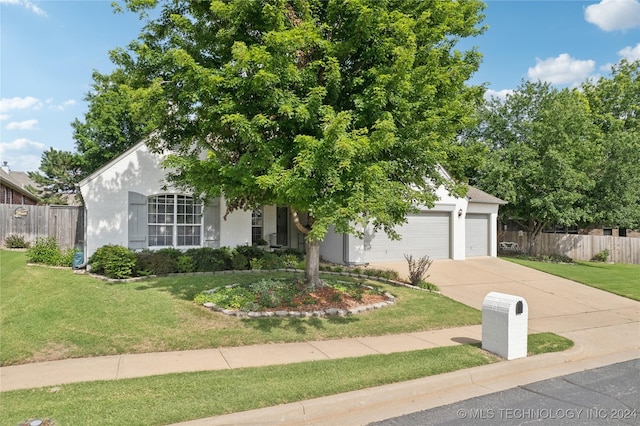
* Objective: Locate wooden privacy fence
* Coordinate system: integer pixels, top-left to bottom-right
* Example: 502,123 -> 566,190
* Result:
0,205 -> 84,250
499,231 -> 640,264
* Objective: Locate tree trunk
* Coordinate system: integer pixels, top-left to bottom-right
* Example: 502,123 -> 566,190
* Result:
305,238 -> 322,290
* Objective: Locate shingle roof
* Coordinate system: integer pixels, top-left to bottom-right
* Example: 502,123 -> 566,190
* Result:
466,186 -> 507,205
0,168 -> 40,201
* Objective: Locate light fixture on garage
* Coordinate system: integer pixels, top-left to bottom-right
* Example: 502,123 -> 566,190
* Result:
458,209 -> 463,217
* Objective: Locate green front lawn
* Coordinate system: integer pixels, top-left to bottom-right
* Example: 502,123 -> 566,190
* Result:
1,250 -> 481,366
505,258 -> 640,301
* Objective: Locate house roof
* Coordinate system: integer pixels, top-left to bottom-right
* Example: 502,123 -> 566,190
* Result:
0,168 -> 40,202
467,186 -> 507,205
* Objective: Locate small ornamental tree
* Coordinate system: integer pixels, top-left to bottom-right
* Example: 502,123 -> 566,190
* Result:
109,0 -> 486,288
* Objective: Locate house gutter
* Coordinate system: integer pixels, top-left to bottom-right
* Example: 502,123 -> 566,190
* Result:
72,205 -> 89,270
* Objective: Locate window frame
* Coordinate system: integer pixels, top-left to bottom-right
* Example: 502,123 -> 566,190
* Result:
147,194 -> 203,249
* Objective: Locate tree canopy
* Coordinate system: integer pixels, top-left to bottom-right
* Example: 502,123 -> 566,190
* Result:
27,148 -> 84,205
106,0 -> 486,286
582,59 -> 640,230
468,80 -> 601,249
467,60 -> 640,249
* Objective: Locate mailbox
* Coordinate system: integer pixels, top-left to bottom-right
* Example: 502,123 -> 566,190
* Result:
482,292 -> 528,360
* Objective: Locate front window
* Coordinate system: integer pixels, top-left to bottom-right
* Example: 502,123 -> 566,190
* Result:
148,194 -> 202,247
251,209 -> 263,245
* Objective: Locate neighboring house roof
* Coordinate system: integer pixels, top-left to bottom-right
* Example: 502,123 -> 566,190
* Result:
0,168 -> 40,203
467,186 -> 507,205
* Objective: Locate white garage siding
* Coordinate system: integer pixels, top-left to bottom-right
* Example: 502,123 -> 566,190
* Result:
363,212 -> 451,262
466,213 -> 490,257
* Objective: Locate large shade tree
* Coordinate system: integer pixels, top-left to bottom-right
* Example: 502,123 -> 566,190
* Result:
112,0 -> 486,287
582,59 -> 640,231
72,69 -> 158,175
469,80 -> 601,252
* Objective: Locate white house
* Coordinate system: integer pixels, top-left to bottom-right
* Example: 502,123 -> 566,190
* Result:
79,140 -> 505,263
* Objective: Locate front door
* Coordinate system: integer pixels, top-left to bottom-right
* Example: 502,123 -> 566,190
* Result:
276,206 -> 289,246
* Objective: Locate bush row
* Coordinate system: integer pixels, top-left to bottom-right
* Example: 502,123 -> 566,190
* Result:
88,245 -> 306,279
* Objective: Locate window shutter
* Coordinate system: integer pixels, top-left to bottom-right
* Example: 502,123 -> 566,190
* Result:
128,191 -> 147,250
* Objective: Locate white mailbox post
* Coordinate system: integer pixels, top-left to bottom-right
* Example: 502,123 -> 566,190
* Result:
482,292 -> 528,360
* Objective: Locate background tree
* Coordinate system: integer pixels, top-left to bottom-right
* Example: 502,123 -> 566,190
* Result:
72,69 -> 157,175
114,0 -> 486,287
582,59 -> 640,230
27,148 -> 84,205
469,81 -> 601,252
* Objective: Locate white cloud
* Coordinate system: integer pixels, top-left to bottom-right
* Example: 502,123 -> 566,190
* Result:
6,119 -> 38,130
0,114 -> 9,121
585,0 -> 640,31
484,89 -> 514,102
618,43 -> 640,61
0,96 -> 42,113
0,0 -> 46,16
527,54 -> 595,85
51,99 -> 78,111
0,138 -> 46,172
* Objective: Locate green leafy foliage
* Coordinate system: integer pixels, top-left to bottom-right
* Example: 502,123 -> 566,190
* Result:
135,250 -> 179,276
5,234 -> 30,249
468,81 -> 601,251
89,245 -> 137,279
108,0 -> 486,287
581,60 -> 640,230
185,247 -> 232,272
26,236 -> 73,266
591,249 -> 610,263
27,148 -> 84,205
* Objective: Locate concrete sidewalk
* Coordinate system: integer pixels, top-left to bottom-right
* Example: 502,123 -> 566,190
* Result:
1,258 -> 638,426
0,325 -> 483,392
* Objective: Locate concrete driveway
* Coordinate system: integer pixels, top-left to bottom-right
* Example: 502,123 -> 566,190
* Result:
370,257 -> 639,350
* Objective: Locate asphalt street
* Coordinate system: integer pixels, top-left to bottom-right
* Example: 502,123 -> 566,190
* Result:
370,359 -> 640,426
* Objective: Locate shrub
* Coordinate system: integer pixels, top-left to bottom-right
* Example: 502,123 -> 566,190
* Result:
26,236 -> 72,266
177,255 -> 195,273
260,252 -> 286,270
234,245 -> 267,262
404,254 -> 433,286
89,245 -> 137,279
231,251 -> 249,270
135,250 -> 179,276
185,247 -> 232,272
5,234 -> 30,249
277,247 -> 305,260
591,249 -> 610,263
155,247 -> 183,261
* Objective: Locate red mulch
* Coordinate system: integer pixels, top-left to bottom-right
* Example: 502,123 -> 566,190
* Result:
264,286 -> 387,312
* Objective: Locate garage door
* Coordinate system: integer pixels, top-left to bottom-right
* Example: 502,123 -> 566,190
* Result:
363,212 -> 451,262
466,214 -> 489,257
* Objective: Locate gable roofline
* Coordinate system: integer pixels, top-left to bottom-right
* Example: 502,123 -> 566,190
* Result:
78,138 -> 150,188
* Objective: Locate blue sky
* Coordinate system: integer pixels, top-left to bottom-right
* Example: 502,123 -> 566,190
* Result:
1,0 -> 639,173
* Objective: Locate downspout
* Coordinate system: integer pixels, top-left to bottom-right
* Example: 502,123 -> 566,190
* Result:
73,204 -> 89,270
343,233 -> 349,265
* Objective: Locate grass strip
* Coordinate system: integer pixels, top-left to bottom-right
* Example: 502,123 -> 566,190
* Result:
1,333 -> 572,426
1,345 -> 496,426
505,258 -> 640,301
527,332 -> 574,355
